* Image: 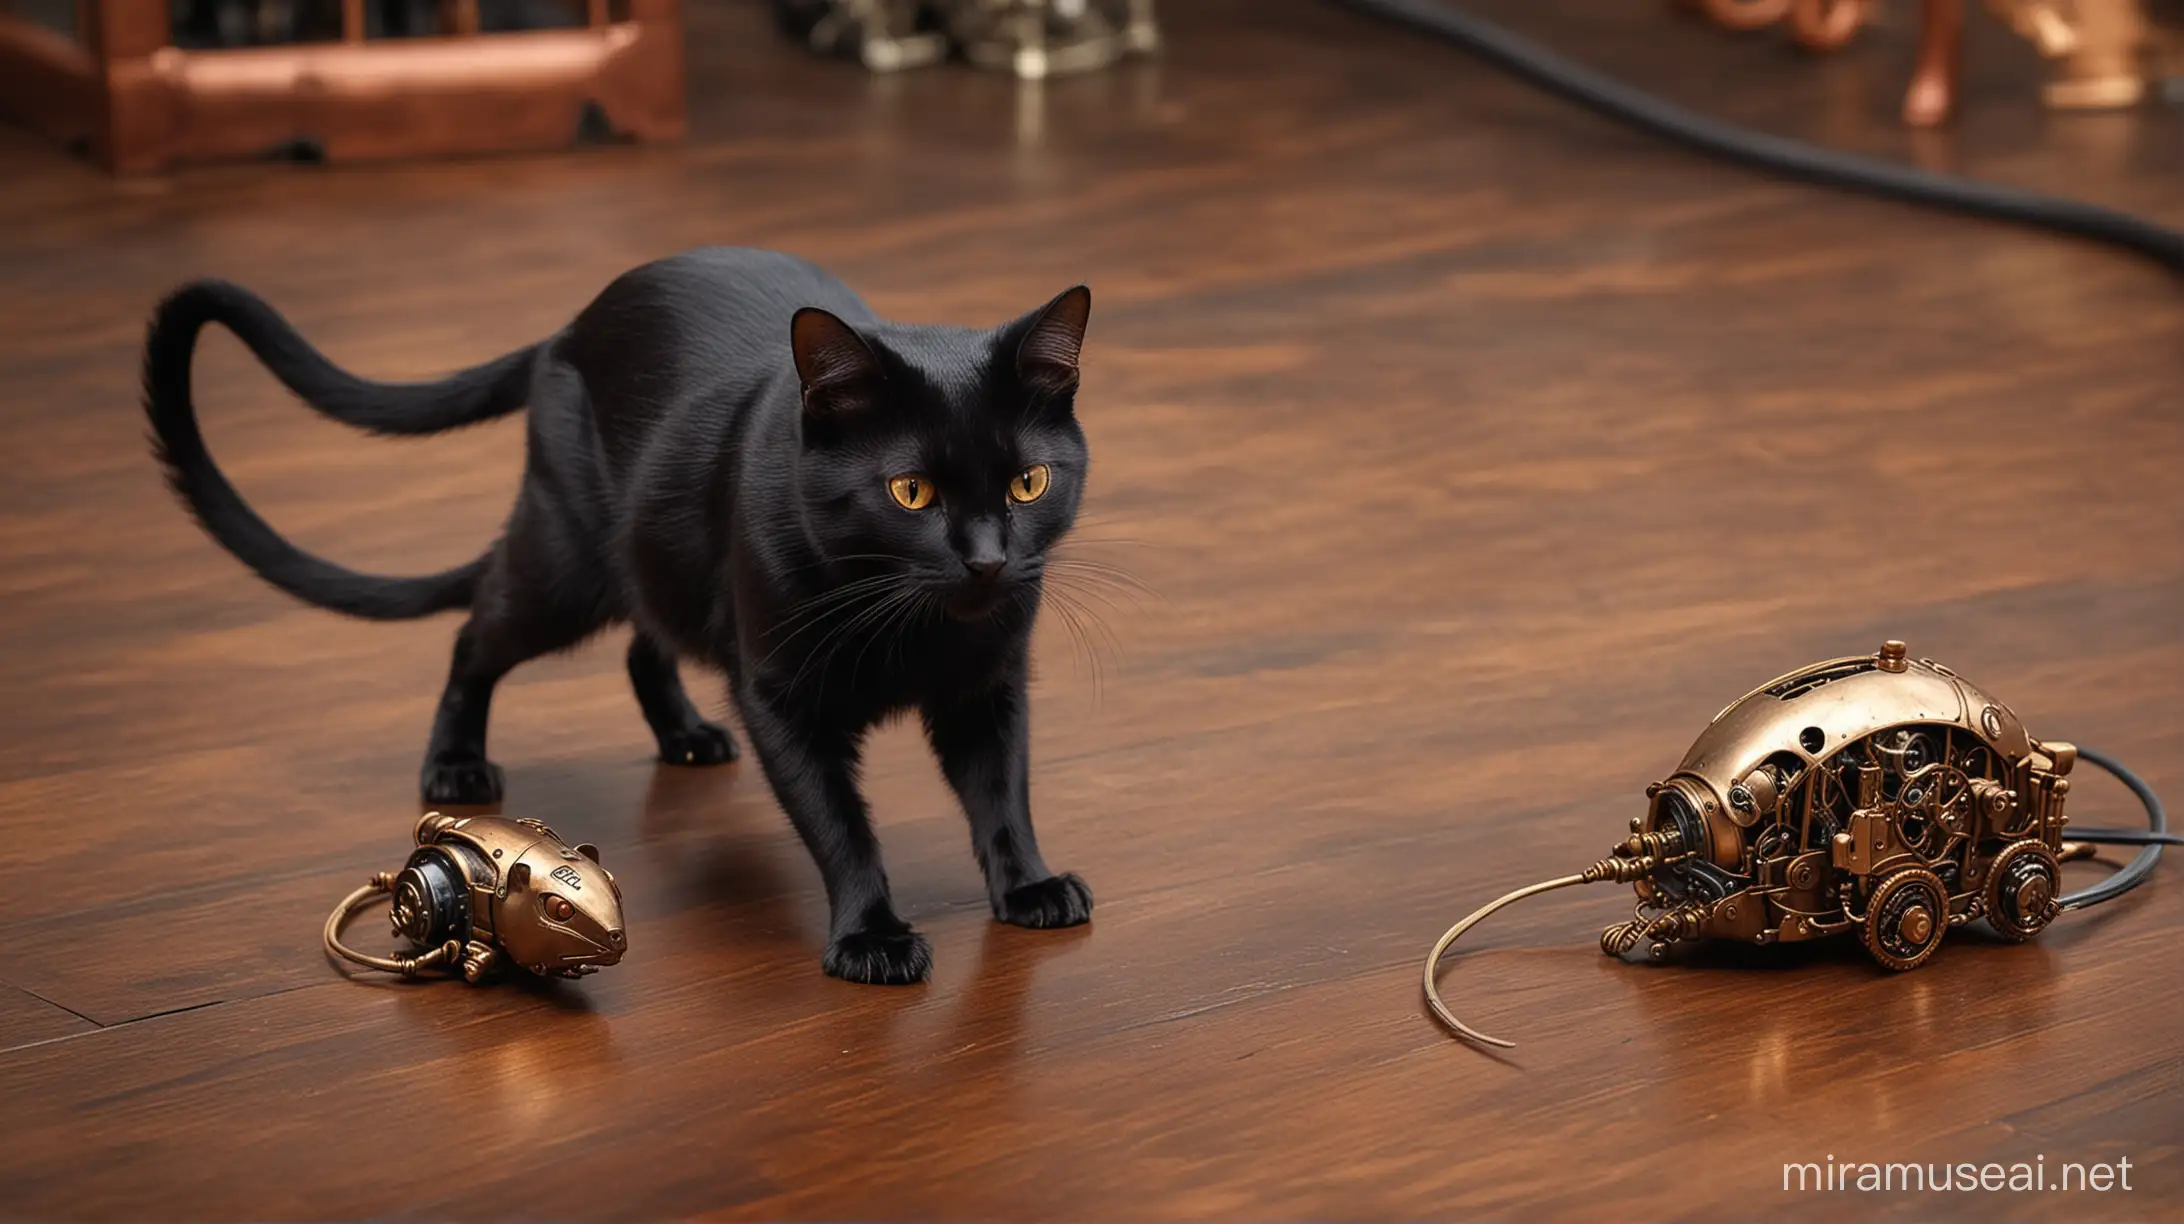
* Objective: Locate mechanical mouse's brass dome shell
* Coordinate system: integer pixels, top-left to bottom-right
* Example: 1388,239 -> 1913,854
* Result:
1672,642 -> 2031,813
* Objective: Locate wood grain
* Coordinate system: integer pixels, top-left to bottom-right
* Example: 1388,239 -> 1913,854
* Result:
0,982 -> 96,1051
1,0 -> 2179,1218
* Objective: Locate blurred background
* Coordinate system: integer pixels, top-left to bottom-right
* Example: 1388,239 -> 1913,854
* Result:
2,2 -> 2181,1220
1,0 -> 2181,169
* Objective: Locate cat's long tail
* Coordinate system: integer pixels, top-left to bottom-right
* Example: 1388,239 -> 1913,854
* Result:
142,279 -> 539,620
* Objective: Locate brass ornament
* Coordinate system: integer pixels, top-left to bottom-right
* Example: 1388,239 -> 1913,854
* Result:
1423,640 -> 2169,1049
325,811 -> 627,984
944,0 -> 1161,81
779,0 -> 1160,80
1682,0 -> 2162,125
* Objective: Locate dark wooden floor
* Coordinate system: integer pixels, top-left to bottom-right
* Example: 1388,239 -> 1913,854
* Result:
4,1 -> 2181,1219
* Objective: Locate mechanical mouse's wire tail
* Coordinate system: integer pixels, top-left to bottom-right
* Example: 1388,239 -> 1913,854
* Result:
1422,872 -> 1592,1048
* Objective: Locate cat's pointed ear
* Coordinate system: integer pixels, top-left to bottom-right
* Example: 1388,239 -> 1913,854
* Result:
1015,285 -> 1091,399
791,307 -> 884,417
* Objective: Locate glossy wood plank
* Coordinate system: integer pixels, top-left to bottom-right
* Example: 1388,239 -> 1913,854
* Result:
1,0 -> 2179,1218
0,982 -> 96,1051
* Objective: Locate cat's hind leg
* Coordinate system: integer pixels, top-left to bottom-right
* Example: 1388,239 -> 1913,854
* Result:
628,631 -> 739,765
422,619 -> 518,806
420,500 -> 614,805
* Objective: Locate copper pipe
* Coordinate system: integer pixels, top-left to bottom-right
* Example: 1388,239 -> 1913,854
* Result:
443,0 -> 480,35
141,26 -> 640,93
1790,0 -> 1869,50
1696,0 -> 1794,30
1905,0 -> 1966,126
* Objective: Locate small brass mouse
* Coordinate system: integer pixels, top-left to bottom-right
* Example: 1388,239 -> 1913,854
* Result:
324,811 -> 627,983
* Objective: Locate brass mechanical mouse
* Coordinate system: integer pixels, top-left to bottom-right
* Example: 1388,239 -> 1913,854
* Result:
1425,640 -> 2173,1048
324,811 -> 628,983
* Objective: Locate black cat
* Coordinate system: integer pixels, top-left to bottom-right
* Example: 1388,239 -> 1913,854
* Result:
144,248 -> 1097,985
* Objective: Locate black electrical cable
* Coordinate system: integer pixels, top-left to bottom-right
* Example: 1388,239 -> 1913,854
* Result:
1327,0 -> 2184,275
2058,746 -> 2170,910
2065,829 -> 2184,846
2061,826 -> 2184,848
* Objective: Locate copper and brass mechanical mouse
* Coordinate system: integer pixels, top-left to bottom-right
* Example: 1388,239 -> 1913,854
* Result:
1425,640 -> 2174,1049
324,811 -> 628,983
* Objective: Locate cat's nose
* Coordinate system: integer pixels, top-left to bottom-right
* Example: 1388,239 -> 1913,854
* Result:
963,519 -> 1006,580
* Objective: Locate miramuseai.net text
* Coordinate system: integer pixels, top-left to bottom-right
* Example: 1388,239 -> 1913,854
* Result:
1784,1155 -> 2135,1195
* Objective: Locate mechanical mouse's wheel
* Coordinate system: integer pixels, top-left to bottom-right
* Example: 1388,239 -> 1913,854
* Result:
1985,841 -> 2062,943
1863,866 -> 1948,971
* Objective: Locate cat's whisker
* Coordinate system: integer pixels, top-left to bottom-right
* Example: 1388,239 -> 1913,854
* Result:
1059,537 -> 1160,552
1045,554 -> 1165,605
1035,588 -> 1086,682
1056,523 -> 1164,551
792,581 -> 923,700
789,598 -> 899,697
758,578 -> 914,671
1060,582 -> 1129,667
777,568 -> 921,613
1049,549 -> 1153,571
760,572 -> 939,677
842,587 -> 929,688
777,565 -> 941,623
1043,568 -> 1154,613
1045,560 -> 1153,632
1057,589 -> 1126,668
881,591 -> 937,674
841,587 -> 918,687
1047,551 -> 1155,578
849,587 -> 936,690
765,563 -> 927,645
1034,583 -> 1118,706
779,552 -> 921,581
1043,576 -> 1132,622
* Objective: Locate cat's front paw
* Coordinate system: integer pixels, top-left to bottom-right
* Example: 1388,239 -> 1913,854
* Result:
657,721 -> 739,766
997,872 -> 1094,929
421,755 -> 504,805
823,929 -> 933,985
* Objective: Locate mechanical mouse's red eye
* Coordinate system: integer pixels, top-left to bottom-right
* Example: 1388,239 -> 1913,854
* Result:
544,895 -> 575,922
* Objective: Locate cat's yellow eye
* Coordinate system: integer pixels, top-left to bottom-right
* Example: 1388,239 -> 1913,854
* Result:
888,474 -> 936,511
1009,464 -> 1051,504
